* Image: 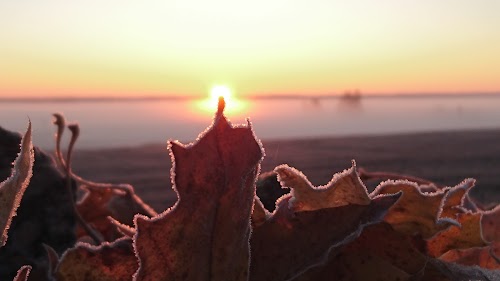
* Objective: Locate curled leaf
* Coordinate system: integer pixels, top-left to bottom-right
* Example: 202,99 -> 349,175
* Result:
438,179 -> 475,220
0,122 -> 34,246
438,205 -> 500,269
274,161 -> 370,212
440,242 -> 500,270
482,204 -> 500,242
108,216 -> 136,238
133,102 -> 263,281
12,265 -> 31,281
77,184 -> 154,241
426,212 -> 487,258
43,243 -> 60,278
251,196 -> 269,227
370,180 -> 471,238
56,238 -> 137,281
293,223 -> 428,281
250,164 -> 401,281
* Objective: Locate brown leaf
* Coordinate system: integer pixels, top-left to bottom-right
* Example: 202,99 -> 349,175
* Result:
250,163 -> 401,281
56,237 -> 137,281
12,265 -> 31,281
0,122 -> 34,246
77,184 -> 155,242
440,242 -> 500,270
292,223 -> 423,281
438,179 -> 475,220
437,205 -> 500,269
133,106 -> 263,281
482,205 -> 500,242
426,212 -> 487,258
274,161 -> 370,212
251,196 -> 269,227
370,179 -> 472,239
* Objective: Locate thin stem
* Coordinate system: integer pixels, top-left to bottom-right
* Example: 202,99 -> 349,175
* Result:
65,123 -> 103,245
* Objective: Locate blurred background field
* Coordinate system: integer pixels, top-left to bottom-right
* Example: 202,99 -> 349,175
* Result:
69,129 -> 500,212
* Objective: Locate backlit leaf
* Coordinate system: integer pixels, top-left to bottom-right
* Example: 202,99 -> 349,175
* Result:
56,237 -> 137,281
250,164 -> 401,281
292,223 -> 427,281
370,180 -> 471,238
274,161 -> 370,212
133,102 -> 263,281
0,122 -> 34,247
77,184 -> 155,242
426,212 -> 487,258
12,265 -> 31,281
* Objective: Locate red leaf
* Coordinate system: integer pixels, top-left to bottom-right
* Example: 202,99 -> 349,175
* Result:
250,163 -> 401,281
133,107 -> 263,281
77,184 -> 155,242
370,179 -> 474,239
292,223 -> 428,281
12,265 -> 31,281
427,212 -> 486,258
0,122 -> 34,246
56,237 -> 137,281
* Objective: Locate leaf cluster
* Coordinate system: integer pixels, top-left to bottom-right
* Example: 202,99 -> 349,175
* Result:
1,99 -> 499,280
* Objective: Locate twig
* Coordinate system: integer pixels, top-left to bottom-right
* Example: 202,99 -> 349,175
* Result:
65,123 -> 103,245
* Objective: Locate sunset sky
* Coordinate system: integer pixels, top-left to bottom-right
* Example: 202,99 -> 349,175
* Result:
1,0 -> 499,98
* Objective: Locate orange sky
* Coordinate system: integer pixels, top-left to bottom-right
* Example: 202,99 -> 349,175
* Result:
1,1 -> 499,98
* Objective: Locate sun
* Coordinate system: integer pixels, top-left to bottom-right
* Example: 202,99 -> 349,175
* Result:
210,85 -> 233,103
195,84 -> 248,115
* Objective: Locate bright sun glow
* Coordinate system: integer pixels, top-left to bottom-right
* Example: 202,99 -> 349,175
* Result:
196,85 -> 248,115
210,85 -> 233,104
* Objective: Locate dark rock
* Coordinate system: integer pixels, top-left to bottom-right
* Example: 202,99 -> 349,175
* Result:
0,126 -> 77,281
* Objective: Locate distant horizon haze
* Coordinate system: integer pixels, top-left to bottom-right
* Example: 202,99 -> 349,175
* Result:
1,91 -> 500,101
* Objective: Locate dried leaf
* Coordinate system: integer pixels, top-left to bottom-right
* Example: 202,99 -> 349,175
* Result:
437,205 -> 500,269
440,242 -> 500,270
43,243 -> 60,278
108,216 -> 136,238
251,196 -> 269,227
0,122 -> 34,246
370,180 -> 468,238
133,106 -> 263,281
426,212 -> 487,258
56,237 -> 137,281
250,164 -> 401,281
292,223 -> 423,281
274,161 -> 370,212
482,205 -> 500,242
438,179 -> 475,220
77,184 -> 155,241
12,265 -> 31,281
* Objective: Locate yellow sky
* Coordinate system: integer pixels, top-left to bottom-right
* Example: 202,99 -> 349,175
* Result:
1,0 -> 499,98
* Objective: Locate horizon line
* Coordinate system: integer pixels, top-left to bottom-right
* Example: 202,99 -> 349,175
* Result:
1,92 -> 500,103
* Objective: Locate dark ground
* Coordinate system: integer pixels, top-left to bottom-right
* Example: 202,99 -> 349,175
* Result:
67,129 -> 500,212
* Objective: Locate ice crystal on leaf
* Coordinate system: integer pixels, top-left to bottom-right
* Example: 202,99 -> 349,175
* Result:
370,179 -> 472,238
249,163 -> 401,281
1,98 -> 499,280
274,161 -> 370,212
56,237 -> 137,281
0,122 -> 34,247
133,98 -> 264,281
12,265 -> 31,281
